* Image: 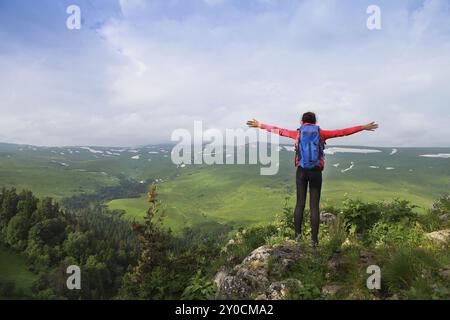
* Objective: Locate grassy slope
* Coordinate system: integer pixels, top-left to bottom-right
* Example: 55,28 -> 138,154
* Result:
108,147 -> 450,233
1,143 -> 449,233
0,143 -> 175,199
0,246 -> 36,294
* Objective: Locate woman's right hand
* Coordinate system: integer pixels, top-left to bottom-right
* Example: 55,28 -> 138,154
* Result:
246,119 -> 261,128
364,122 -> 379,131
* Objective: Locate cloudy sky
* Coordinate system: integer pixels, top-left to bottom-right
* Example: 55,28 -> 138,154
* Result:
0,0 -> 449,147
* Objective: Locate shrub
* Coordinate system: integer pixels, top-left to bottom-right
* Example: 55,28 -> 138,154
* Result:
379,199 -> 418,224
368,222 -> 425,249
287,282 -> 321,300
0,281 -> 16,298
342,199 -> 381,233
182,270 -> 217,300
274,197 -> 295,238
223,224 -> 277,264
325,215 -> 348,253
432,194 -> 450,213
343,199 -> 419,235
383,248 -> 438,294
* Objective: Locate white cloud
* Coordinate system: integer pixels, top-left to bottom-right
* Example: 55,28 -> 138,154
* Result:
0,0 -> 449,147
118,0 -> 147,16
203,0 -> 226,6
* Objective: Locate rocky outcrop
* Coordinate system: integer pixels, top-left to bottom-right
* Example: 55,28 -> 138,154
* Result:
321,284 -> 342,296
320,212 -> 336,225
425,229 -> 450,245
214,241 -> 303,299
440,265 -> 450,281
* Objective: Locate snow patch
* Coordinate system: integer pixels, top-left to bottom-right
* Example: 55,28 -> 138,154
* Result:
341,162 -> 354,173
420,153 -> 450,159
284,146 -> 295,152
325,147 -> 381,155
80,147 -> 104,154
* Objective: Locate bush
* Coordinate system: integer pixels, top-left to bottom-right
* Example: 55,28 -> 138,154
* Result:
182,270 -> 217,300
379,199 -> 418,224
368,222 -> 425,249
342,199 -> 419,235
432,194 -> 450,213
420,194 -> 450,232
0,281 -> 16,298
325,215 -> 348,252
287,282 -> 321,300
274,197 -> 295,237
342,199 -> 381,233
383,248 -> 438,294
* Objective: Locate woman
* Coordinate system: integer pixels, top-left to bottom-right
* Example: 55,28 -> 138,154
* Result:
247,112 -> 378,246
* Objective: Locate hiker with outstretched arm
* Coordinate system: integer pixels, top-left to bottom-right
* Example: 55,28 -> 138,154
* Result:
247,112 -> 378,247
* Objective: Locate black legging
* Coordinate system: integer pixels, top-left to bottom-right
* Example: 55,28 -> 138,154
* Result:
294,167 -> 322,243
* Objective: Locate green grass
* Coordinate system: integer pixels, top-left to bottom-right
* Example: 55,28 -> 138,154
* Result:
107,146 -> 449,233
0,143 -> 176,199
0,246 -> 37,295
1,143 -> 449,234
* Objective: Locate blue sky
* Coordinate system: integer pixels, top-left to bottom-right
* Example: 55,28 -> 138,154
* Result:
0,0 -> 449,147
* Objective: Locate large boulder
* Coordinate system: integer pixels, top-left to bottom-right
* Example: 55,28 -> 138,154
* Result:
215,241 -> 303,299
425,229 -> 450,245
256,279 -> 303,300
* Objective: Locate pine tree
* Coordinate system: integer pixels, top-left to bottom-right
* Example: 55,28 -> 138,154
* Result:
132,185 -> 170,283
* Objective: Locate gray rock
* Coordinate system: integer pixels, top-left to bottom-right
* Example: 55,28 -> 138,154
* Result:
438,214 -> 449,221
215,241 -> 302,299
320,212 -> 336,225
219,275 -> 253,299
327,254 -> 348,269
440,265 -> 450,280
321,284 -> 342,296
265,279 -> 303,300
425,229 -> 450,245
359,250 -> 375,264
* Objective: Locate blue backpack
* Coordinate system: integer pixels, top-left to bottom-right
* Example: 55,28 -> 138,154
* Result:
297,125 -> 324,169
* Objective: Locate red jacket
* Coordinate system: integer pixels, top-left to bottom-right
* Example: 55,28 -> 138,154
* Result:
260,122 -> 365,170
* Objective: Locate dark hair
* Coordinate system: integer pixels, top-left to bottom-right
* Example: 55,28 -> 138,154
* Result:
302,112 -> 317,124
